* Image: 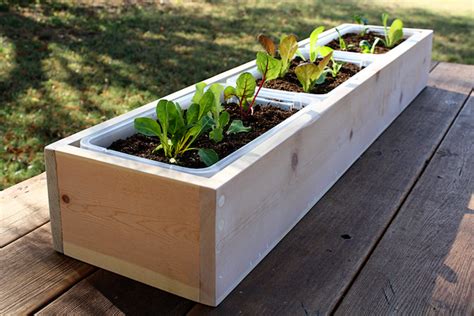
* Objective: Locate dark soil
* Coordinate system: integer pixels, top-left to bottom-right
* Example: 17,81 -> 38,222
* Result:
108,104 -> 297,169
326,31 -> 405,54
258,57 -> 361,94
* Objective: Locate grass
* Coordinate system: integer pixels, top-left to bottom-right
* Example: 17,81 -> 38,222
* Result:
0,0 -> 473,189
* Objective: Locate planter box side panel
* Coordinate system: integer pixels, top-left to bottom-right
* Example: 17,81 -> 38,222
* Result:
213,32 -> 432,304
54,150 -> 209,302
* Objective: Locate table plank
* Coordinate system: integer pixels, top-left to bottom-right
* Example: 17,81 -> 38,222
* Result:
189,63 -> 473,315
0,224 -> 95,315
335,94 -> 473,315
36,270 -> 195,315
0,173 -> 49,247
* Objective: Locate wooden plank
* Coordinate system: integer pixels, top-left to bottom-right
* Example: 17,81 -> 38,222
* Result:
209,28 -> 432,305
36,269 -> 195,315
45,147 -> 63,252
0,223 -> 95,315
189,63 -> 472,314
430,60 -> 439,71
0,173 -> 49,247
54,150 -> 207,302
335,94 -> 474,315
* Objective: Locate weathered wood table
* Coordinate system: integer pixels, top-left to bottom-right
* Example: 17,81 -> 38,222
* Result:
1,62 -> 473,315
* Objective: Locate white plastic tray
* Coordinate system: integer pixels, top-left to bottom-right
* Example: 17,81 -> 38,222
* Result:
303,24 -> 425,56
80,92 -> 319,177
226,49 -> 375,103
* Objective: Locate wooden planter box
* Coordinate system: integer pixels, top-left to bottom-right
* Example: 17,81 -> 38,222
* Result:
45,25 -> 433,306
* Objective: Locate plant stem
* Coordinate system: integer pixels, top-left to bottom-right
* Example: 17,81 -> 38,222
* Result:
248,63 -> 267,114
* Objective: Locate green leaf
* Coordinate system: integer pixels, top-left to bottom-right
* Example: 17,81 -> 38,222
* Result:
309,26 -> 324,62
388,19 -> 403,47
186,103 -> 199,125
279,34 -> 298,76
359,40 -> 371,53
381,13 -> 389,28
227,120 -> 251,134
295,51 -> 332,92
295,63 -> 318,92
156,99 -> 172,133
209,83 -> 224,112
336,28 -> 346,50
134,117 -> 161,137
192,82 -> 207,104
218,111 -> 230,128
371,37 -> 382,53
319,46 -> 333,57
224,86 -> 236,100
209,127 -> 223,142
256,52 -> 282,81
198,148 -> 219,166
198,90 -> 215,120
236,72 -> 256,101
166,101 -> 185,137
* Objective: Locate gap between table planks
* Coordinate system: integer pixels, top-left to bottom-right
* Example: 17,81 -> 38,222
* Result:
335,93 -> 473,315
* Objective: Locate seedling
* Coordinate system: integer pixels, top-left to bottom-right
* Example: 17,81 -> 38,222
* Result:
328,58 -> 344,78
134,94 -> 219,166
193,82 -> 228,143
224,72 -> 256,116
353,14 -> 369,36
257,33 -> 298,77
381,13 -> 403,48
307,26 -> 333,62
336,28 -> 348,51
227,50 -> 281,117
295,51 -> 333,93
359,37 -> 381,54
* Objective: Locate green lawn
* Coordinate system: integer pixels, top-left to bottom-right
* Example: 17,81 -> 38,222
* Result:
1,0 -> 473,189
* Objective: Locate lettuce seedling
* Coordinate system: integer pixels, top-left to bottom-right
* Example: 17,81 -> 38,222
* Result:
308,26 -> 333,63
134,92 -> 218,166
381,13 -> 403,48
353,14 -> 369,36
224,72 -> 256,116
359,37 -> 381,54
258,34 -> 298,77
295,51 -> 333,93
193,82 -> 229,143
328,58 -> 344,78
336,28 -> 348,51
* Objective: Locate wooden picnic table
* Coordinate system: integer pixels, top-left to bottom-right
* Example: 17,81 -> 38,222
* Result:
1,61 -> 473,315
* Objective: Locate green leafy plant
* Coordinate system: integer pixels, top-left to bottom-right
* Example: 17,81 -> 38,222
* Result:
193,82 -> 229,143
328,58 -> 344,78
134,89 -> 218,166
359,37 -> 381,54
336,28 -> 347,51
227,48 -> 281,117
257,33 -> 298,77
381,13 -> 403,48
295,51 -> 333,92
307,26 -> 333,62
353,14 -> 369,36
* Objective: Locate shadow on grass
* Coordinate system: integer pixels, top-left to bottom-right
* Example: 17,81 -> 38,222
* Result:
0,0 -> 472,188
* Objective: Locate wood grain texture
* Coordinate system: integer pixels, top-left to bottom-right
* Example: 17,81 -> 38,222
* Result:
45,147 -> 64,252
0,173 -> 49,247
36,269 -> 194,315
209,29 -> 432,305
335,94 -> 474,315
189,63 -> 472,314
55,150 -> 205,301
0,224 -> 94,315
